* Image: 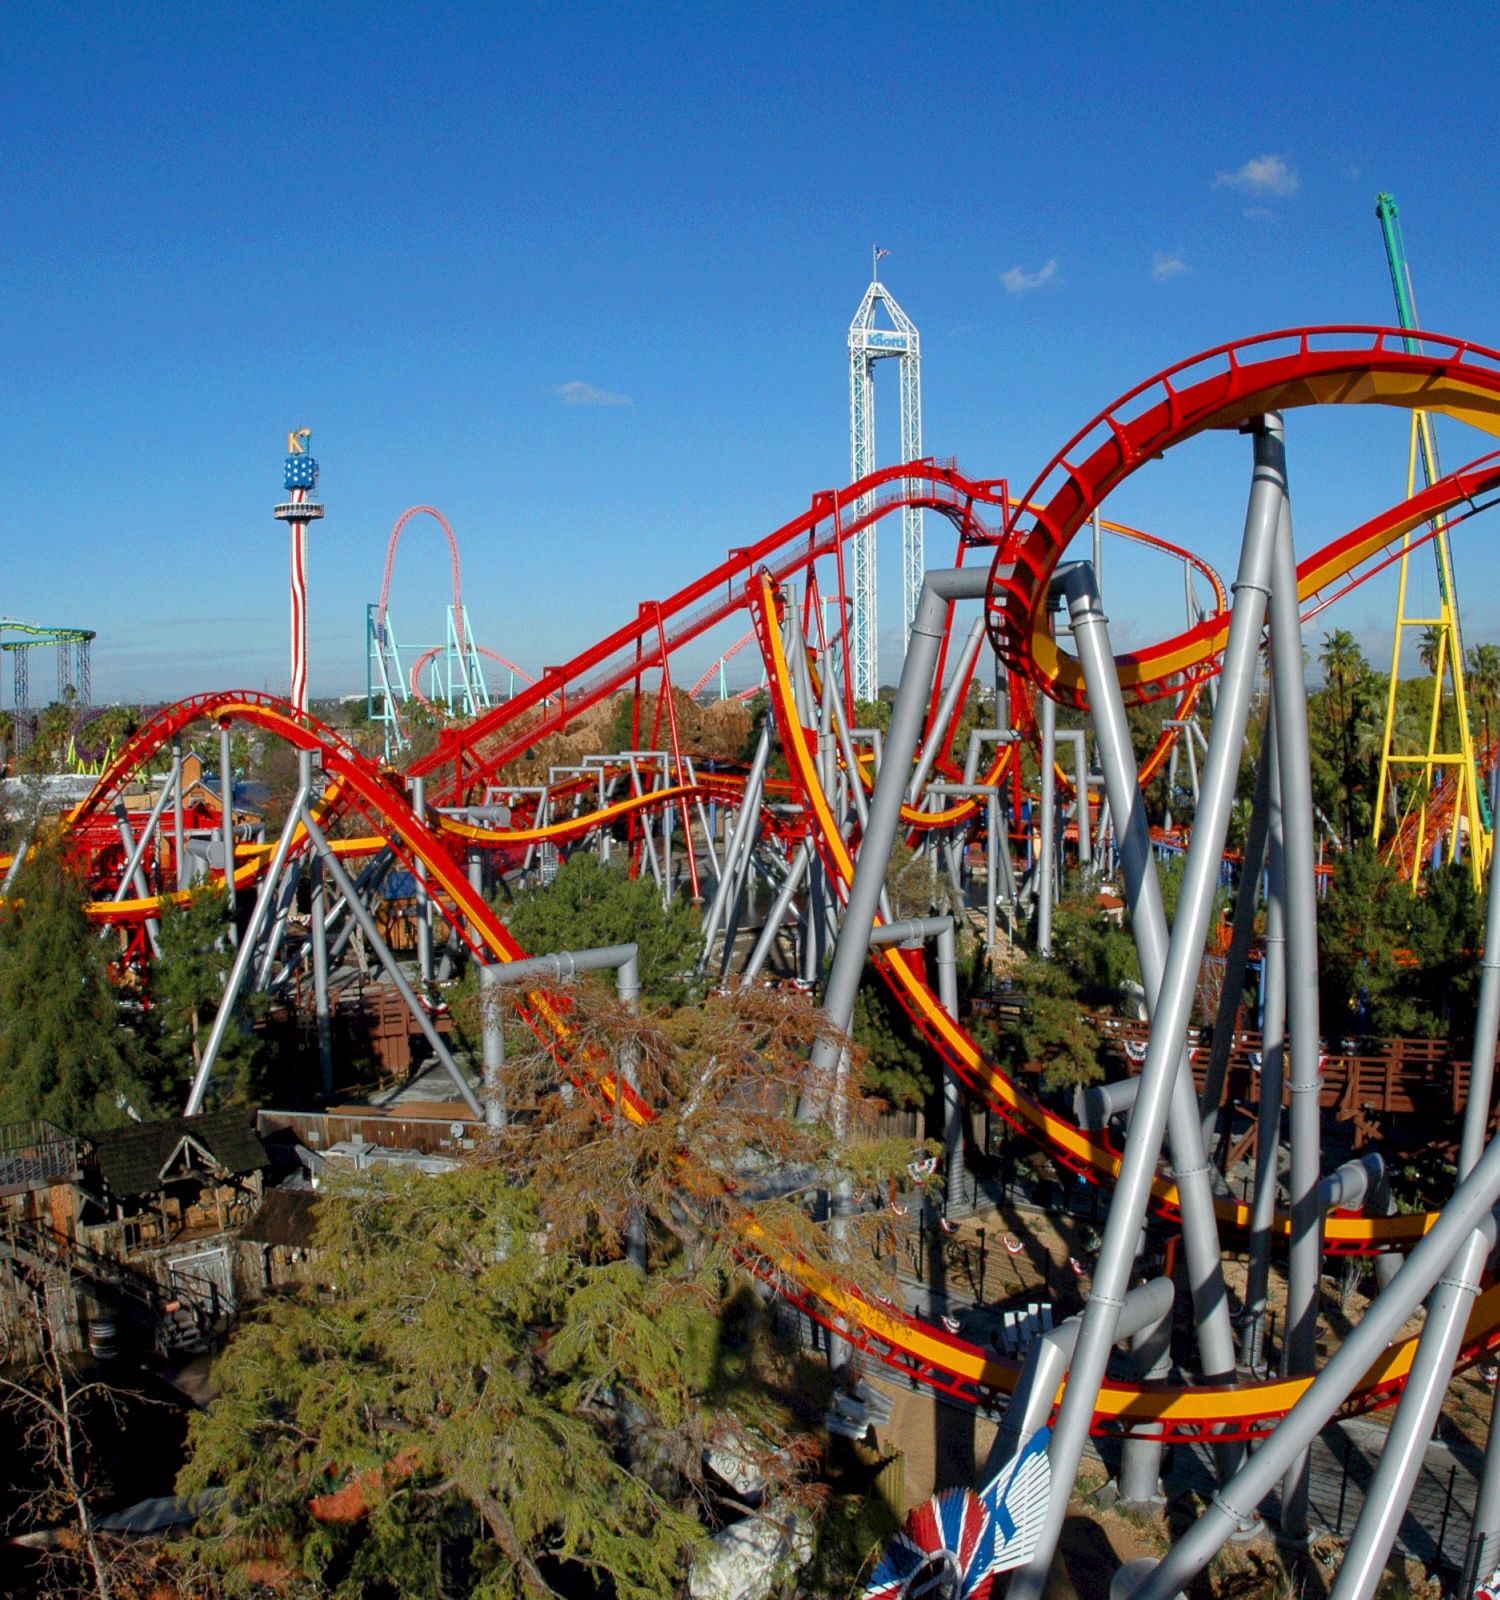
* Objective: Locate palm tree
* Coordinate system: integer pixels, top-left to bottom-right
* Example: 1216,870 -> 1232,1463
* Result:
1418,625 -> 1444,677
1467,644 -> 1500,746
1320,629 -> 1367,842
1467,644 -> 1500,807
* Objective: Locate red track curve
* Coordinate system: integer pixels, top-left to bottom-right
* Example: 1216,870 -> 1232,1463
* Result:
376,505 -> 468,663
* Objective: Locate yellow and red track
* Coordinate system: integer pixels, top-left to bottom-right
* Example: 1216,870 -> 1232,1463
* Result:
20,324 -> 1500,1441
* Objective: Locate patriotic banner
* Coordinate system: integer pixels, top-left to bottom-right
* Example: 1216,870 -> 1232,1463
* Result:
861,1430 -> 1052,1598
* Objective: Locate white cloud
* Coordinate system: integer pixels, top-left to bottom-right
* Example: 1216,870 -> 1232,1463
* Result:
554,379 -> 633,407
1213,153 -> 1298,197
1151,250 -> 1187,282
1000,258 -> 1058,295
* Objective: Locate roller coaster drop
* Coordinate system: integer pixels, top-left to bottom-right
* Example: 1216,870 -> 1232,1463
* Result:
25,325 -> 1500,1597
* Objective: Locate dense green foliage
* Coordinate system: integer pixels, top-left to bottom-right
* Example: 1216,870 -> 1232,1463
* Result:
992,882 -> 1141,1093
1317,846 -> 1482,1040
175,985 -> 920,1598
0,842 -> 142,1132
500,853 -> 701,1006
1304,630 -> 1500,849
179,1168 -> 720,1599
852,970 -> 937,1109
147,888 -> 265,1109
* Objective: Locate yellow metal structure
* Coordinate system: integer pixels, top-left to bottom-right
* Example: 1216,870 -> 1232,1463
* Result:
1372,406 -> 1488,885
1371,193 -> 1488,884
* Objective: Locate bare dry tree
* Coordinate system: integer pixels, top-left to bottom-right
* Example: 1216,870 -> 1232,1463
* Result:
0,1267 -> 124,1599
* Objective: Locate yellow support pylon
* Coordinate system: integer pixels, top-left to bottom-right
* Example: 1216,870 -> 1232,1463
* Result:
1372,409 -> 1488,885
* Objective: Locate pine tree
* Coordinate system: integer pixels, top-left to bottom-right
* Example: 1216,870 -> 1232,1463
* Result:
501,853 -> 701,1006
146,888 -> 265,1111
174,983 -> 926,1598
0,841 -> 141,1133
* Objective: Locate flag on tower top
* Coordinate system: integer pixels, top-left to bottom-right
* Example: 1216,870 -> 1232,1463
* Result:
875,247 -> 889,259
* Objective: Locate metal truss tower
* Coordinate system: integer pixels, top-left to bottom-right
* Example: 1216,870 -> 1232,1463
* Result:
1370,193 -> 1487,882
848,251 -> 922,703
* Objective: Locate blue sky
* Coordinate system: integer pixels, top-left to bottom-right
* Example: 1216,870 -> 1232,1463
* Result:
6,2 -> 1500,704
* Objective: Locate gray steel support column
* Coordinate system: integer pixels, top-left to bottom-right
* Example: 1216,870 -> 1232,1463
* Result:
173,737 -> 186,893
818,648 -> 839,827
1330,1224 -> 1493,1600
1008,418 -> 1286,1600
1319,1154 -> 1381,1213
112,805 -> 162,955
1266,481 -> 1324,1542
111,782 -> 177,905
310,852 -> 333,1098
1200,730 -> 1273,1153
1181,719 -> 1201,804
929,782 -> 1000,944
1117,1297 -> 1177,1512
987,793 -> 999,950
411,777 -> 432,985
1128,1119 -> 1500,1600
803,569 -> 989,1106
686,762 -> 723,888
907,617 -> 986,804
801,852 -> 823,985
661,772 -> 675,904
254,858 -> 303,993
1118,1291 -> 1175,1508
219,722 -> 237,943
522,783 -> 551,879
479,962 -> 508,1130
479,943 -> 639,989
615,952 -> 646,1269
467,847 -> 484,942
742,839 -> 812,984
870,917 -> 965,1208
1061,561 -> 1242,1490
301,805 -> 482,1117
990,1275 -> 1174,1465
479,944 -> 644,1166
1240,720 -> 1285,1374
697,725 -> 771,972
829,693 -> 889,926
1455,832 -> 1500,1596
718,835 -> 761,987
934,928 -> 965,1212
186,765 -> 314,1114
327,851 -> 393,967
1036,687 -> 1057,956
1,835 -> 29,896
831,697 -> 871,835
1056,728 -> 1090,870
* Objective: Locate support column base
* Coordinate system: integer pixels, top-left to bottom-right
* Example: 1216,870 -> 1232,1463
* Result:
1099,1479 -> 1166,1514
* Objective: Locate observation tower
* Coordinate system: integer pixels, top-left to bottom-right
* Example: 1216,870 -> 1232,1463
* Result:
848,250 -> 923,703
274,428 -> 324,717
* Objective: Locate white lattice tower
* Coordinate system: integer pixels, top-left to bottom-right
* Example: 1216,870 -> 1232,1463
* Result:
848,259 -> 923,703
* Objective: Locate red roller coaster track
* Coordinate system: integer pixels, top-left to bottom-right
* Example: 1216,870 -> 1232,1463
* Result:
27,323 -> 1500,1448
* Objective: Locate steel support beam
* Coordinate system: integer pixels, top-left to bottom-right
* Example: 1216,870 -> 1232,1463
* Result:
1267,478 -> 1325,1541
187,768 -> 313,1115
1060,560 -> 1242,1494
803,568 -> 989,1106
1007,417 -> 1286,1599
